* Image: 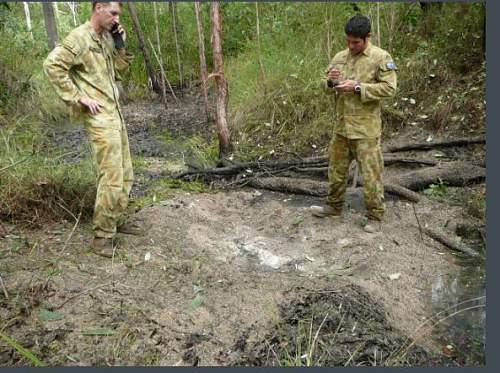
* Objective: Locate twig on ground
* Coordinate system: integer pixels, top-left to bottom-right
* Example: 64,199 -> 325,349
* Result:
411,203 -> 424,242
58,212 -> 82,255
52,282 -> 112,310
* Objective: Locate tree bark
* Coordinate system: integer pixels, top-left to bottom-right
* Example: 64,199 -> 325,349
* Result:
127,2 -> 161,94
210,2 -> 232,158
42,2 -> 59,50
195,1 -> 212,123
23,2 -> 33,40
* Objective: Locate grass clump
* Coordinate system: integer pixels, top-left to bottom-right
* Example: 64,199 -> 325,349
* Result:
0,119 -> 95,226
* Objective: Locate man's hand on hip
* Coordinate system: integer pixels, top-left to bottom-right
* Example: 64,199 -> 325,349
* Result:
79,97 -> 103,115
335,79 -> 358,93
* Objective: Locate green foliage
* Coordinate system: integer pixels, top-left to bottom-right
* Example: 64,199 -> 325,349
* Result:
423,179 -> 449,197
0,331 -> 46,366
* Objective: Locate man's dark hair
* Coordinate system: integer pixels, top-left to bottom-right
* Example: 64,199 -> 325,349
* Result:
345,14 -> 371,39
92,1 -> 121,11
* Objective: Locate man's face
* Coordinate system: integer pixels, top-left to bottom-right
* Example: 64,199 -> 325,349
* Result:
346,34 -> 368,56
95,2 -> 121,31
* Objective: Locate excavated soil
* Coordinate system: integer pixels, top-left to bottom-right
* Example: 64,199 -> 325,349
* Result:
0,96 -> 485,366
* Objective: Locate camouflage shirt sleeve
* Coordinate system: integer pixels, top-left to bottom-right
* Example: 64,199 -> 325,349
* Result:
359,53 -> 397,103
43,33 -> 84,106
113,48 -> 133,82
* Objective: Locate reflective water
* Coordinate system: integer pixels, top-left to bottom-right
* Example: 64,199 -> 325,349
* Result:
430,255 -> 486,365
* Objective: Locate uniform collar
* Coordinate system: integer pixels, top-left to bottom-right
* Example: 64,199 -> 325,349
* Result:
85,21 -> 105,43
361,41 -> 372,57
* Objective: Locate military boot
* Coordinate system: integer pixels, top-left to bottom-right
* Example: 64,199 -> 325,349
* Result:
91,237 -> 118,258
310,205 -> 342,219
117,221 -> 146,236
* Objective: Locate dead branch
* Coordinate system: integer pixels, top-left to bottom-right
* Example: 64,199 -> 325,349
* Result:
422,227 -> 481,258
384,136 -> 485,153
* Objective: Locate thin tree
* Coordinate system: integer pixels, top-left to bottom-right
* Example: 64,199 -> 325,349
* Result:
53,1 -> 60,24
127,2 -> 161,94
210,2 -> 231,158
42,2 -> 59,49
194,1 -> 212,123
23,2 -> 33,40
255,3 -> 265,81
68,2 -> 79,26
170,2 -> 184,93
153,1 -> 167,105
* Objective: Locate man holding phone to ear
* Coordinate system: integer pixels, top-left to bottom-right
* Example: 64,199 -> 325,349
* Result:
44,2 -> 143,257
311,14 -> 397,233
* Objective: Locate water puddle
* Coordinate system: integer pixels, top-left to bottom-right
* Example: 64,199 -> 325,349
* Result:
430,254 -> 485,365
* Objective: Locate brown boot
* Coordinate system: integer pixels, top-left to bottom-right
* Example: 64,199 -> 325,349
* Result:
90,237 -> 118,258
117,221 -> 146,236
310,205 -> 342,219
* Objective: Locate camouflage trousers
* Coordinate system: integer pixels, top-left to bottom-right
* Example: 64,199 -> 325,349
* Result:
326,134 -> 385,221
85,117 -> 133,239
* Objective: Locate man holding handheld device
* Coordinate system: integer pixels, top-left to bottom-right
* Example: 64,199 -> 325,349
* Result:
311,14 -> 397,233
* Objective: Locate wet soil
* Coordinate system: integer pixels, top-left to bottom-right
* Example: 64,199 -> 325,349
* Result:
0,95 -> 486,366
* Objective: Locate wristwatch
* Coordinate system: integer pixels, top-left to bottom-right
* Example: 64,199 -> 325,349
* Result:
354,83 -> 361,93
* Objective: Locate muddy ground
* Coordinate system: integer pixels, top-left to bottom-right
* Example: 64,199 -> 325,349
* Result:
0,93 -> 486,366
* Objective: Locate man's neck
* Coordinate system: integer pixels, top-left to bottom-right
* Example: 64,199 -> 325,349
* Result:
90,16 -> 103,35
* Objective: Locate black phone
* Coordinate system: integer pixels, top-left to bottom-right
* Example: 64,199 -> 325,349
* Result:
111,23 -> 124,49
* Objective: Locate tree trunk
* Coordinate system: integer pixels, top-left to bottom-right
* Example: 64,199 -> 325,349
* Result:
210,2 -> 232,158
23,2 -> 33,40
127,2 -> 161,94
255,3 -> 265,81
153,2 -> 167,106
53,1 -> 59,24
42,2 -> 59,50
68,2 -> 79,27
170,2 -> 184,93
194,2 -> 212,123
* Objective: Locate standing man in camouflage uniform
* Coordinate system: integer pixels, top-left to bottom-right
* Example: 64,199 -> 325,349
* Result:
44,2 -> 143,256
310,14 -> 397,233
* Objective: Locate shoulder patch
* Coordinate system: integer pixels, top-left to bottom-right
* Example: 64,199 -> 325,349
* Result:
386,61 -> 397,70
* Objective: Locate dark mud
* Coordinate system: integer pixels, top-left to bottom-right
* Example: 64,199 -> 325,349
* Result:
48,92 -> 213,161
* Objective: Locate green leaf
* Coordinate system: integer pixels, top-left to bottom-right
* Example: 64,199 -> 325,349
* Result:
190,294 -> 204,310
82,328 -> 115,336
0,331 -> 46,366
38,308 -> 64,321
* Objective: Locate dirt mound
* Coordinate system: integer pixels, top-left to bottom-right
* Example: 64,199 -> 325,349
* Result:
230,284 -> 433,366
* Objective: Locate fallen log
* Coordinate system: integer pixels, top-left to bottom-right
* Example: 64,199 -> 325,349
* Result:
422,227 -> 481,258
176,155 -> 438,179
389,161 -> 485,190
384,136 -> 485,153
245,177 -> 420,202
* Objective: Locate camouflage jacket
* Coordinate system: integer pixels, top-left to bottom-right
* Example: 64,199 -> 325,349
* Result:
43,21 -> 133,126
323,42 -> 397,139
